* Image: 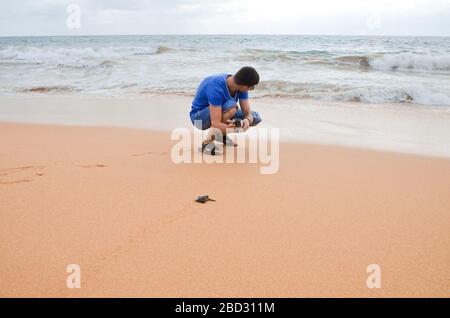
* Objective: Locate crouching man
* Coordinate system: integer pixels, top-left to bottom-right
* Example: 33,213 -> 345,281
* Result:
189,66 -> 262,155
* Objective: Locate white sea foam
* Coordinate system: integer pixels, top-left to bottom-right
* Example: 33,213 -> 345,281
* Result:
369,53 -> 450,71
0,45 -> 168,65
255,81 -> 450,106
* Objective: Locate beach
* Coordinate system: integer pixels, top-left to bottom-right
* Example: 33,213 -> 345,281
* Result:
1,33 -> 450,298
1,96 -> 450,297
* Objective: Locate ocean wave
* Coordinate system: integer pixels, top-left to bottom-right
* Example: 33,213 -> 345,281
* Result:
22,86 -> 78,93
328,53 -> 450,71
155,46 -> 174,54
237,48 -> 373,67
137,88 -> 194,96
12,81 -> 450,106
369,53 -> 450,71
3,44 -> 449,73
0,45 -> 174,64
255,80 -> 450,106
257,80 -> 338,95
334,55 -> 371,68
235,48 -> 450,72
56,60 -> 118,69
0,46 -> 121,61
236,48 -> 332,63
2,37 -> 450,106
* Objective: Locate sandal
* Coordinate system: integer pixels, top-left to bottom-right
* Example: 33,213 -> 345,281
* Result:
222,135 -> 237,147
198,141 -> 220,156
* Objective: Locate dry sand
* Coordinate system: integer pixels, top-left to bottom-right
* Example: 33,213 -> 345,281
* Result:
1,122 -> 450,297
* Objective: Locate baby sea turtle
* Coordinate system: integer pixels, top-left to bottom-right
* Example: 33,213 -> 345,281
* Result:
195,195 -> 216,204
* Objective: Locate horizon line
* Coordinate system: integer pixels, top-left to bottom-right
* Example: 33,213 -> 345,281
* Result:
1,33 -> 450,38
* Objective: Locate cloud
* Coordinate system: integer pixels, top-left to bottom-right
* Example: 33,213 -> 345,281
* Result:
0,0 -> 449,36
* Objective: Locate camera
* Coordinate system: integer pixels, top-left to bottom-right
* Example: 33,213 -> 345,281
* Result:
232,118 -> 242,128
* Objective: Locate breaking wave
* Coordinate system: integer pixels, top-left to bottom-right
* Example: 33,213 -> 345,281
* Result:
22,85 -> 78,93
369,53 -> 450,71
255,80 -> 450,106
236,49 -> 450,71
2,36 -> 450,107
155,46 -> 174,54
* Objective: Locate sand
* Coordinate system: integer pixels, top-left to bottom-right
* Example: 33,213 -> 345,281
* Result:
1,121 -> 450,297
2,95 -> 450,158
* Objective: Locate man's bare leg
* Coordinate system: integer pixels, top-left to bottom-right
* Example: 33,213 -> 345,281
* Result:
203,106 -> 237,145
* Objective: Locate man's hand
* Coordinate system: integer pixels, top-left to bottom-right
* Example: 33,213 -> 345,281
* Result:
239,99 -> 253,132
225,119 -> 237,129
226,118 -> 250,132
242,118 -> 250,131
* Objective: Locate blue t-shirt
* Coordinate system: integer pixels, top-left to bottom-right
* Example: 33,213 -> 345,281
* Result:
190,73 -> 249,117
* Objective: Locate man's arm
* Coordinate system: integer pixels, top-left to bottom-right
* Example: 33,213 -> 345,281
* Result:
210,105 -> 235,134
239,99 -> 253,131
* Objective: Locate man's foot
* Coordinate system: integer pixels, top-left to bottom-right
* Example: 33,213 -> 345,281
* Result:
199,141 -> 219,156
222,135 -> 237,147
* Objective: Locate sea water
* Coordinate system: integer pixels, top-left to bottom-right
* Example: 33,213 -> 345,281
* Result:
1,35 -> 450,107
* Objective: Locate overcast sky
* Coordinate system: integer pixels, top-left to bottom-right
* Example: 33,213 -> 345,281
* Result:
1,0 -> 450,36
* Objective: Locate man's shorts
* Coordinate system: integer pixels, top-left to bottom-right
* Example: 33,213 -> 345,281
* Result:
189,103 -> 262,130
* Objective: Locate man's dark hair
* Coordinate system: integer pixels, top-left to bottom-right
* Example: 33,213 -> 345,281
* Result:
234,66 -> 260,87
